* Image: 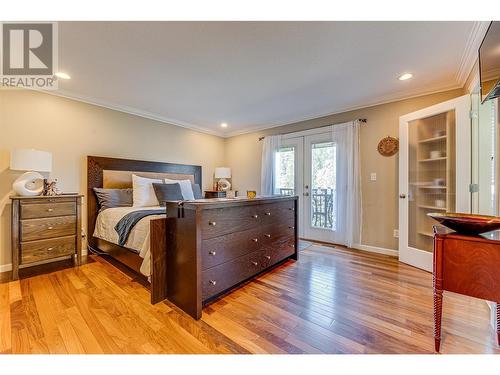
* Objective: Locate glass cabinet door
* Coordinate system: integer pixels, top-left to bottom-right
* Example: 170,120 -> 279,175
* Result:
407,111 -> 456,253
399,95 -> 470,271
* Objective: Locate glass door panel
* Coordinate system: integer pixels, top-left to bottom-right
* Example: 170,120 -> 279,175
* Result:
408,111 -> 456,253
310,141 -> 336,230
273,137 -> 304,237
304,133 -> 337,242
275,146 -> 296,195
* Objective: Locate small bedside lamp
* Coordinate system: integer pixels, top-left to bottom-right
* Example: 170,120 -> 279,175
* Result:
214,167 -> 231,191
10,149 -> 52,196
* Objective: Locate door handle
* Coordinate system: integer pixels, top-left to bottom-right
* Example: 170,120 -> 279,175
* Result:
304,192 -> 310,196
399,193 -> 406,199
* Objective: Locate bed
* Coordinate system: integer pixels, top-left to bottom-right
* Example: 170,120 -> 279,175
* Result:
87,156 -> 202,304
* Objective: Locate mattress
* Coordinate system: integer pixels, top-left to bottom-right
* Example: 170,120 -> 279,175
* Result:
93,206 -> 165,277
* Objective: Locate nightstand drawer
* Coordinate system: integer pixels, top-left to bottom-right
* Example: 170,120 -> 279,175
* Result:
21,236 -> 76,264
21,201 -> 76,219
21,216 -> 76,241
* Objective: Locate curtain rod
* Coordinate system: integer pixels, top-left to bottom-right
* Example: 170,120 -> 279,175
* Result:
258,118 -> 367,141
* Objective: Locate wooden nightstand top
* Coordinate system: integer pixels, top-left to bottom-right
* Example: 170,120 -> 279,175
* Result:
10,194 -> 84,200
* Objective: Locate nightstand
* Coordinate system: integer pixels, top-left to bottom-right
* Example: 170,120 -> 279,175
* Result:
204,190 -> 227,198
10,194 -> 83,280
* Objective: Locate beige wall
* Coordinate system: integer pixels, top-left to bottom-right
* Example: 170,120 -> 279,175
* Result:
0,87 -> 467,269
224,88 -> 465,251
0,90 -> 225,269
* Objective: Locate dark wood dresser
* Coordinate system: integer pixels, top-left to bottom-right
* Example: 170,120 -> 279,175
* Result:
433,226 -> 500,352
11,195 -> 83,280
165,195 -> 298,319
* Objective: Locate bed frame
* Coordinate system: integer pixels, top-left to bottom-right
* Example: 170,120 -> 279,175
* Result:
87,156 -> 202,304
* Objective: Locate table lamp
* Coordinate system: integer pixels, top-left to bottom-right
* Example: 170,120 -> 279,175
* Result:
10,149 -> 52,196
214,167 -> 231,191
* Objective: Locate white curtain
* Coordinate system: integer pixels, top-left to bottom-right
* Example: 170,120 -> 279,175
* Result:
332,120 -> 362,248
260,135 -> 282,195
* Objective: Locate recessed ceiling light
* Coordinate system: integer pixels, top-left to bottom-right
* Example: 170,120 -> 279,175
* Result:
55,72 -> 71,80
220,123 -> 228,128
398,73 -> 413,81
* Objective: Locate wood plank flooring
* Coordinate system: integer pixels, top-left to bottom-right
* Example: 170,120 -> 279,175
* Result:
1,242 -> 499,354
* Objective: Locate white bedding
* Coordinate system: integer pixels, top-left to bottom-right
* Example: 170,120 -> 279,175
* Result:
93,206 -> 165,277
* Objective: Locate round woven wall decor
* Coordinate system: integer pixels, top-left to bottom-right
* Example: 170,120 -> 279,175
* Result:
377,136 -> 399,157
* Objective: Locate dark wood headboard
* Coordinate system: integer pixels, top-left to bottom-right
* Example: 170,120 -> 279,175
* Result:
87,156 -> 202,249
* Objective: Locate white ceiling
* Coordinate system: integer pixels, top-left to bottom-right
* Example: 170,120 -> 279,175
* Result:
54,21 -> 488,137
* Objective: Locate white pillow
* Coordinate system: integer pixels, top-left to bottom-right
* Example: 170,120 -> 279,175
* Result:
132,174 -> 163,207
164,178 -> 195,200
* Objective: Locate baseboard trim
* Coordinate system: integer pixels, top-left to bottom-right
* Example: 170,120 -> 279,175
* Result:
300,238 -> 398,258
0,248 -> 88,274
0,263 -> 12,273
352,243 -> 398,257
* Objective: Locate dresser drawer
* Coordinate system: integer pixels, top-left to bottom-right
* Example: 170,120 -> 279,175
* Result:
259,201 -> 296,226
261,222 -> 295,246
201,205 -> 261,239
202,250 -> 263,300
261,239 -> 296,269
201,227 -> 262,270
21,236 -> 76,264
21,216 -> 76,241
21,201 -> 76,219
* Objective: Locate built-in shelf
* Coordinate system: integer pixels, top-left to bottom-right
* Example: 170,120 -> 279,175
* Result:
418,205 -> 447,210
419,157 -> 447,162
418,135 -> 447,144
418,185 -> 447,190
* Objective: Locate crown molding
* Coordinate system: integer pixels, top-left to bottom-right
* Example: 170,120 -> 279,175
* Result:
223,83 -> 463,138
455,21 -> 490,86
39,82 -> 463,139
40,89 -> 226,138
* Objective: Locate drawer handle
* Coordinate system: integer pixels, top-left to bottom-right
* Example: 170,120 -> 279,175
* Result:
288,207 -> 295,211
288,226 -> 295,230
208,251 -> 216,256
252,214 -> 259,219
264,234 -> 271,238
47,208 -> 54,212
264,255 -> 271,260
209,280 -> 217,286
251,261 -> 258,266
209,221 -> 217,226
291,244 -> 295,248
47,247 -> 54,251
265,212 -> 271,216
251,238 -> 258,243
47,226 -> 54,230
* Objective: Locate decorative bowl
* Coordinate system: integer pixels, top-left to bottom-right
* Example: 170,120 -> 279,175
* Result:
427,212 -> 500,235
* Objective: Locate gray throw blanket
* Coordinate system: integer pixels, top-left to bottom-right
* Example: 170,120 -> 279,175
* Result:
114,209 -> 166,247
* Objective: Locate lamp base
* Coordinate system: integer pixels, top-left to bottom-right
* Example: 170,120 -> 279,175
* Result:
12,171 -> 44,196
217,178 -> 231,191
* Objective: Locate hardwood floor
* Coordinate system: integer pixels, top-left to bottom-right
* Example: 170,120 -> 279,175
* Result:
1,242 -> 498,354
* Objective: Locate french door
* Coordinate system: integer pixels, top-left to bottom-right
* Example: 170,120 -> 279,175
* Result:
275,132 -> 338,243
398,95 -> 471,271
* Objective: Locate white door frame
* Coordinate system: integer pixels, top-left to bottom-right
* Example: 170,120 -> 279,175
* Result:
398,94 -> 471,271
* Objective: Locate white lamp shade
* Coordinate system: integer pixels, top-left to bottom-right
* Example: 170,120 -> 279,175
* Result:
214,167 -> 231,179
10,149 -> 52,172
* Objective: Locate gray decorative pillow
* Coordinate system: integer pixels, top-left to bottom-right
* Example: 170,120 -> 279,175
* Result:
152,183 -> 184,206
93,188 -> 133,211
192,184 -> 202,200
